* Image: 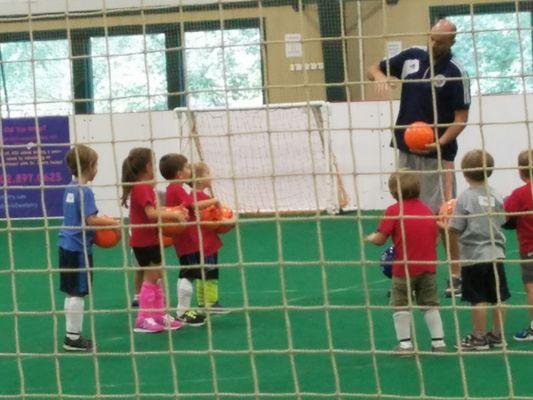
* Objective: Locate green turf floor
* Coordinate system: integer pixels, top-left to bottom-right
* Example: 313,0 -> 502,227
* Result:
1,214 -> 532,399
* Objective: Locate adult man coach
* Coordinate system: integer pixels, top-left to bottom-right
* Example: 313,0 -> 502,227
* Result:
368,19 -> 471,297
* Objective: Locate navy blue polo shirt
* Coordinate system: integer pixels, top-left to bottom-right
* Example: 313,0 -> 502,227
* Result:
379,47 -> 470,161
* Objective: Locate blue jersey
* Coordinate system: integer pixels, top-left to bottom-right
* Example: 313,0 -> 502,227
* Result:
379,47 -> 471,161
58,180 -> 98,253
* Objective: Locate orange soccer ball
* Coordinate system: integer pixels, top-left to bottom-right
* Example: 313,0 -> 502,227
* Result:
404,121 -> 434,151
94,228 -> 121,248
216,206 -> 236,234
200,205 -> 223,231
161,206 -> 187,237
438,199 -> 457,225
161,235 -> 173,247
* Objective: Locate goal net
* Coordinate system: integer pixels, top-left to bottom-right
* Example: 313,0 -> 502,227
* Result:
175,102 -> 348,213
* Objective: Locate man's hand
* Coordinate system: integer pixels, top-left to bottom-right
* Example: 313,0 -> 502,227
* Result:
367,63 -> 396,99
374,76 -> 396,98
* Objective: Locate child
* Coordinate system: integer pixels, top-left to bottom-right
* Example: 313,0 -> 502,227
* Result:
159,155 -> 221,326
191,162 -> 230,313
447,149 -> 509,350
59,144 -> 119,351
366,170 -> 446,354
504,150 -> 533,341
121,147 -> 186,333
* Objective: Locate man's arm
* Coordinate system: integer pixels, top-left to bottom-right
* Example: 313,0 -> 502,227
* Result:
421,109 -> 469,154
367,63 -> 395,98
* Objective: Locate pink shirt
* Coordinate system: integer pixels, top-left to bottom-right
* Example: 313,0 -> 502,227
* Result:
378,199 -> 438,277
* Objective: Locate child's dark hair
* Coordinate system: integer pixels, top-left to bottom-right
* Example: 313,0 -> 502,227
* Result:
518,149 -> 533,180
159,154 -> 188,180
65,144 -> 98,177
388,170 -> 420,201
461,149 -> 494,182
121,147 -> 153,207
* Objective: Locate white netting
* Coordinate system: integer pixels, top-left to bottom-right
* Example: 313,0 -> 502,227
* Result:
176,102 -> 341,213
0,0 -> 532,399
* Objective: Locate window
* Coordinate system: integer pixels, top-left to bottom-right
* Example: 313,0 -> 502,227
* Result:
184,27 -> 262,108
91,33 -> 167,113
432,4 -> 532,95
0,39 -> 72,117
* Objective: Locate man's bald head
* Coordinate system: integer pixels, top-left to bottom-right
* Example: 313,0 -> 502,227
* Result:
430,19 -> 457,61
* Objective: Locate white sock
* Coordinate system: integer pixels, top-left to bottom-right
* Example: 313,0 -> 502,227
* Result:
393,311 -> 412,348
177,278 -> 193,317
424,308 -> 445,346
65,296 -> 84,340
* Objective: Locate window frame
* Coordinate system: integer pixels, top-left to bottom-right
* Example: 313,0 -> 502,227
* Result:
71,24 -> 182,114
0,30 -> 72,117
429,1 -> 533,95
183,18 -> 265,108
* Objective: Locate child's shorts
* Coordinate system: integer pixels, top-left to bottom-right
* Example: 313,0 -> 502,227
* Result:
132,246 -> 162,267
59,247 -> 93,297
391,273 -> 439,307
520,253 -> 533,285
179,252 -> 218,280
461,262 -> 510,304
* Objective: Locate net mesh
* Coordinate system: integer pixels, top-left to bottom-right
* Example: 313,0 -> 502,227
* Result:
0,0 -> 532,399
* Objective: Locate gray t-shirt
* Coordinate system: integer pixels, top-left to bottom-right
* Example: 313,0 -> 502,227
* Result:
449,185 -> 506,266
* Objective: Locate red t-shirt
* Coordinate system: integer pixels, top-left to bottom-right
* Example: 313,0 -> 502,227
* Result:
129,183 -> 158,247
165,184 -> 222,257
378,199 -> 438,277
504,182 -> 533,254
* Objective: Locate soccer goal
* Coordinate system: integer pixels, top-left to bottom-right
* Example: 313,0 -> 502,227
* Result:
175,102 -> 349,213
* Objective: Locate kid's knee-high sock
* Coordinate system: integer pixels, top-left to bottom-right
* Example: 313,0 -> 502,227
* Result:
138,281 -> 158,322
65,296 -> 85,340
154,283 -> 166,320
424,308 -> 445,347
196,280 -> 205,307
393,311 -> 412,348
177,278 -> 193,316
204,280 -> 219,307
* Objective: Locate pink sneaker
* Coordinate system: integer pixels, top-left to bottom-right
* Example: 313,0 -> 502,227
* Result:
157,314 -> 183,331
134,317 -> 165,333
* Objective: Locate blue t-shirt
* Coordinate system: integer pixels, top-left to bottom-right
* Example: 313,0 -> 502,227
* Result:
58,180 -> 98,253
379,47 -> 471,161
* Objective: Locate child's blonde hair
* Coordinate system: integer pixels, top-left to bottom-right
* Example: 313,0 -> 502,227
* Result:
461,149 -> 494,182
65,144 -> 98,177
388,170 -> 420,201
193,162 -> 210,179
518,149 -> 533,180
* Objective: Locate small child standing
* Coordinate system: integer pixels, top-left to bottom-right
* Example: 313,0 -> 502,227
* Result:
366,170 -> 446,354
59,144 -> 119,351
191,162 -> 229,313
121,147 -> 186,333
447,149 -> 509,350
159,154 -> 221,326
504,150 -> 533,341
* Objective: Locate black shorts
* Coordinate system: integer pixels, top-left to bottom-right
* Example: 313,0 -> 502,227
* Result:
59,247 -> 93,297
461,262 -> 510,304
133,246 -> 162,267
179,252 -> 218,281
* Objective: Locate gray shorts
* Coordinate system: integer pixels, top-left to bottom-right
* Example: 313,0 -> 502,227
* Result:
520,253 -> 533,284
398,152 -> 456,213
